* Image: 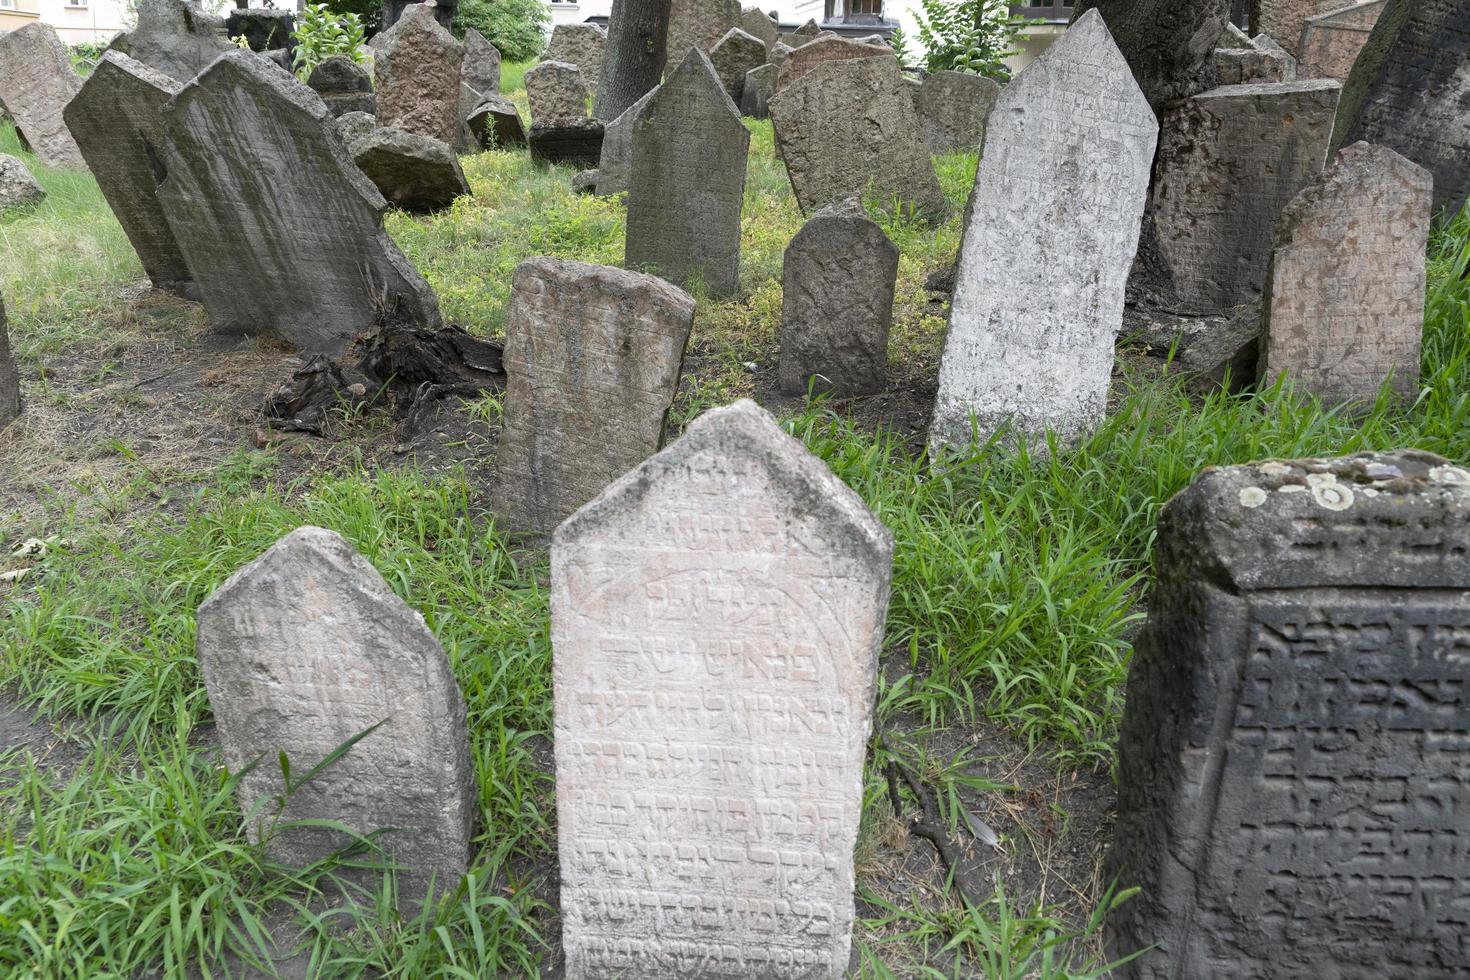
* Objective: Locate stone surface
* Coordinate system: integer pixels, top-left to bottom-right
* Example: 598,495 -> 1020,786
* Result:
931,11 -> 1156,454
526,60 -> 591,127
382,0 -> 455,32
529,119 -> 605,168
767,40 -> 794,69
739,6 -> 778,49
1071,0 -> 1230,109
1206,42 -> 1295,86
157,51 -> 441,351
1300,0 -> 1384,80
779,197 -> 897,397
0,154 -> 45,212
710,28 -> 766,100
225,8 -> 295,53
1250,0 -> 1320,57
467,94 -> 527,148
570,168 -> 599,194
1330,0 -> 1470,218
0,23 -> 85,169
196,526 -> 477,909
770,55 -> 944,221
336,109 -> 377,145
594,84 -> 656,196
308,55 -> 376,117
373,3 -> 464,145
626,50 -> 747,297
546,23 -> 606,91
1150,79 -> 1340,311
666,0 -> 741,61
109,0 -> 232,84
461,26 -> 501,95
552,398 -> 893,980
63,52 -> 194,296
740,62 -> 776,118
775,35 -> 892,92
1259,141 -> 1430,404
0,293 -> 18,430
1106,449 -> 1470,978
916,70 -> 999,153
351,127 -> 469,214
490,257 -> 696,534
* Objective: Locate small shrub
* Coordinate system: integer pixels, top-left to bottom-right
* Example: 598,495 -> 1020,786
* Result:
67,41 -> 106,76
292,3 -> 368,80
453,0 -> 547,63
913,0 -> 1036,80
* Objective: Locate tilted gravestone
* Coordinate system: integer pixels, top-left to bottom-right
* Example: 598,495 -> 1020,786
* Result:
0,23 -> 85,169
0,293 -> 19,430
373,3 -> 464,145
467,94 -> 527,148
157,52 -> 441,351
1259,141 -> 1430,405
1070,0 -> 1231,109
741,63 -> 776,119
350,126 -> 470,214
491,257 -> 696,534
774,35 -> 893,92
779,197 -> 898,398
546,23 -> 606,92
594,84 -> 656,196
526,60 -> 591,127
1330,0 -> 1470,219
0,154 -> 46,211
625,49 -> 748,297
1107,449 -> 1470,977
739,6 -> 778,50
461,27 -> 501,95
916,70 -> 999,153
930,11 -> 1156,454
666,0 -> 740,61
109,0 -> 232,84
307,55 -> 376,117
1299,0 -> 1385,81
710,28 -> 767,101
64,52 -> 194,297
197,526 -> 477,909
552,398 -> 893,980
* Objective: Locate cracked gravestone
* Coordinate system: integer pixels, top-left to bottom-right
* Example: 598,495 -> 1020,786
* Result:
109,0 -> 233,84
916,70 -> 999,153
373,3 -> 463,145
461,28 -> 501,96
0,23 -> 85,169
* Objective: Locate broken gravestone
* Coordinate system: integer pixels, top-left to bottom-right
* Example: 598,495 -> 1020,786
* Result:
467,95 -> 527,148
552,398 -> 893,980
546,23 -> 606,92
779,197 -> 898,398
709,28 -> 767,101
1107,449 -> 1470,977
0,293 -> 19,429
930,11 -> 1156,454
0,155 -> 45,212
196,526 -> 477,910
350,127 -> 470,214
461,28 -> 501,96
307,55 -> 376,117
916,70 -> 999,154
157,52 -> 441,351
373,3 -> 464,145
109,0 -> 233,84
594,84 -> 657,196
490,257 -> 696,534
740,63 -> 776,118
1070,0 -> 1231,109
0,23 -> 85,169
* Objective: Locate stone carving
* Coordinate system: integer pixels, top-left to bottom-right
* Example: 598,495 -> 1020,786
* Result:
350,128 -> 469,214
741,63 -> 776,118
197,526 -> 477,909
779,197 -> 898,397
373,3 -> 463,145
666,0 -> 741,61
1106,450 -> 1470,977
526,60 -> 591,127
1299,0 -> 1385,80
710,28 -> 767,100
0,293 -> 19,430
546,23 -> 606,91
467,94 -> 527,148
775,35 -> 892,92
552,398 -> 893,980
157,52 -> 441,351
916,70 -> 999,153
0,23 -> 85,169
739,6 -> 778,50
930,11 -> 1156,454
594,85 -> 656,196
0,154 -> 45,212
461,27 -> 501,95
1071,0 -> 1230,109
491,258 -> 696,534
63,52 -> 194,297
108,0 -> 232,84
625,49 -> 748,297
307,55 -> 376,117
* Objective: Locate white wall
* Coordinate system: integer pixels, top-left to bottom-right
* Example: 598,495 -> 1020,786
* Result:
37,0 -> 127,42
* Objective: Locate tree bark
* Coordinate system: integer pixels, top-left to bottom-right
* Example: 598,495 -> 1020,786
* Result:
593,0 -> 672,121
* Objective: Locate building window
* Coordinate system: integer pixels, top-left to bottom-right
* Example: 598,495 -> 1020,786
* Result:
0,0 -> 16,10
66,0 -> 88,6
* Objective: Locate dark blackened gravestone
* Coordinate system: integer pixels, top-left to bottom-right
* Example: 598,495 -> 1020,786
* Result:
1108,450 -> 1470,978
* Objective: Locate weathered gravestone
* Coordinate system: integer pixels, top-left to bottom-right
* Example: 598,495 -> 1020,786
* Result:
930,10 -> 1156,454
461,27 -> 501,95
350,127 -> 469,214
157,52 -> 441,351
546,23 -> 606,92
710,28 -> 767,101
552,398 -> 893,980
382,0 -> 455,32
779,197 -> 898,398
109,0 -> 232,84
625,49 -> 747,297
1259,141 -> 1430,405
767,40 -> 795,70
1070,0 -> 1231,109
1250,0 -> 1321,57
307,55 -> 376,117
770,54 -> 944,222
1299,0 -> 1385,80
1107,449 -> 1470,977
467,95 -> 527,148
774,35 -> 893,92
64,52 -> 194,297
490,258 -> 696,534
373,3 -> 464,145
0,23 -> 85,170
197,526 -> 477,909
226,7 -> 295,55
666,0 -> 740,61
1206,38 -> 1296,86
740,63 -> 776,118
0,154 -> 45,212
1150,79 -> 1340,312
916,70 -> 999,153
337,109 -> 378,146
526,60 -> 591,126
0,293 -> 19,430
1330,0 -> 1470,219
593,84 -> 656,196
739,6 -> 778,50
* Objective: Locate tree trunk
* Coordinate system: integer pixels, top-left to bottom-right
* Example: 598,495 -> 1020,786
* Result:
593,0 -> 672,121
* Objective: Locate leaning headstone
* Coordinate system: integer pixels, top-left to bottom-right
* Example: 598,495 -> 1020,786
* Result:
930,10 -> 1156,454
1106,449 -> 1470,978
225,7 -> 295,55
350,128 -> 470,214
308,55 -> 376,117
526,60 -> 591,126
63,52 -> 194,297
1070,0 -> 1230,109
461,27 -> 501,95
739,5 -> 778,50
666,0 -> 740,60
625,49 -> 748,297
197,526 -> 477,910
1150,79 -> 1340,312
109,0 -> 232,84
775,35 -> 893,92
779,197 -> 898,397
157,52 -> 442,351
491,258 -> 696,534
1258,141 -> 1430,404
0,155 -> 46,212
709,28 -> 766,101
916,70 -> 999,153
0,293 -> 19,430
552,398 -> 893,980
1299,0 -> 1385,80
546,23 -> 606,91
740,62 -> 776,118
594,84 -> 657,196
467,94 -> 527,148
373,3 -> 464,145
770,55 -> 944,221
0,23 -> 85,169
1330,0 -> 1470,218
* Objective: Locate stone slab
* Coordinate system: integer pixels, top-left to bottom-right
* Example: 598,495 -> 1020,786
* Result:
308,55 -> 376,118
594,84 -> 656,196
526,60 -> 591,127
461,26 -> 502,95
774,35 -> 892,92
0,154 -> 45,211
1071,0 -> 1231,108
916,70 -> 999,153
373,3 -> 463,145
0,293 -> 18,430
546,23 -> 606,91
666,0 -> 741,61
351,127 -> 469,214
529,119 -> 605,169
467,94 -> 527,148
739,6 -> 778,50
109,0 -> 232,84
0,23 -> 85,169
710,28 -> 766,101
1300,0 -> 1385,80
740,62 -> 775,118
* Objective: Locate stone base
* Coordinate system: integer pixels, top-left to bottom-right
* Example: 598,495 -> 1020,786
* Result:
529,120 -> 605,169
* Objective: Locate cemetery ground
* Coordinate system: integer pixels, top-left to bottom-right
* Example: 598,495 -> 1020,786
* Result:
2,67 -> 1470,978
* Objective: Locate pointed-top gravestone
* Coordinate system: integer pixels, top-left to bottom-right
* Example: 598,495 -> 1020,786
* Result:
739,6 -> 778,49
461,26 -> 501,95
157,52 -> 441,351
373,2 -> 464,144
0,23 -> 85,169
552,398 -> 893,980
109,0 -> 233,84
0,293 -> 19,430
64,52 -> 194,297
594,83 -> 657,196
197,526 -> 477,910
0,154 -> 46,211
930,10 -> 1157,455
625,49 -> 748,297
709,27 -> 766,100
1071,0 -> 1230,109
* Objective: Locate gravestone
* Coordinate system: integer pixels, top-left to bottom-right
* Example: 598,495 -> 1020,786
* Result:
225,7 -> 295,54
1259,141 -> 1430,404
109,0 -> 232,84
710,28 -> 767,100
0,293 -> 18,430
779,197 -> 898,397
373,3 -> 464,145
308,55 -> 376,117
490,258 -> 696,534
1330,0 -> 1470,218
1206,41 -> 1295,86
930,11 -> 1156,454
0,23 -> 85,169
666,0 -> 741,60
382,0 -> 455,31
594,85 -> 656,196
197,526 -> 477,909
1299,0 -> 1385,80
552,398 -> 893,980
1071,0 -> 1230,109
769,55 -> 944,221
467,94 -> 527,148
0,155 -> 45,212
625,49 -> 748,297
350,127 -> 469,214
461,27 -> 501,95
1150,79 -> 1340,312
546,23 -> 606,91
741,63 -> 776,118
739,6 -> 778,49
157,51 -> 442,351
1106,449 -> 1470,978
529,119 -> 605,168
337,109 -> 377,145
775,35 -> 893,92
1250,0 -> 1319,57
526,61 -> 591,126
63,52 -> 195,297
768,40 -> 795,69
916,70 -> 999,153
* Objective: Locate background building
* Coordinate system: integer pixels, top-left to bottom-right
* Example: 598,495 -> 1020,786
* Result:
0,0 -> 129,43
